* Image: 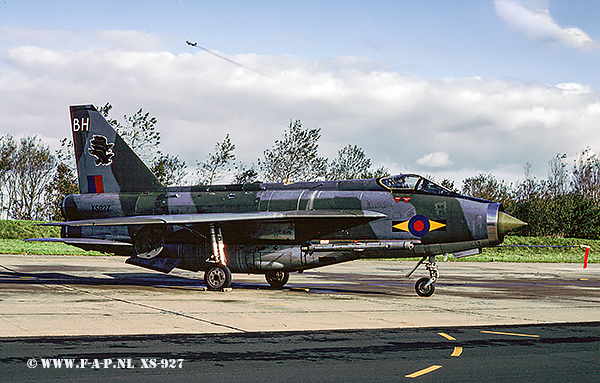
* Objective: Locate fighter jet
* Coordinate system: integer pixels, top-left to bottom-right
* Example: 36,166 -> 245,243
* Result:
40,105 -> 526,297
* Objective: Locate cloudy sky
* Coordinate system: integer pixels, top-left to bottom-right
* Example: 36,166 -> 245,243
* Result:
1,0 -> 599,187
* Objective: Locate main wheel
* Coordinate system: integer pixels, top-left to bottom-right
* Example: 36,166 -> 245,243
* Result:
265,271 -> 289,289
415,277 -> 435,297
204,265 -> 232,290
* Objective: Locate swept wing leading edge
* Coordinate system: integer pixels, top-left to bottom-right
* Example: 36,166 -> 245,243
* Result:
44,210 -> 388,227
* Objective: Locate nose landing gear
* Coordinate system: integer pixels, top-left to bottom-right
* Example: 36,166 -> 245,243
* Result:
407,255 -> 438,297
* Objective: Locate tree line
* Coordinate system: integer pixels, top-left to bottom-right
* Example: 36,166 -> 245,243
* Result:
461,153 -> 600,240
0,104 -> 598,240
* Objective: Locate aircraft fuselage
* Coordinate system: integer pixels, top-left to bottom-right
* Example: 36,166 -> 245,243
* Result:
60,177 -> 505,275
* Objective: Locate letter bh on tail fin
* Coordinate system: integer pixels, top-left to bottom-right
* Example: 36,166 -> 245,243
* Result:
70,105 -> 164,194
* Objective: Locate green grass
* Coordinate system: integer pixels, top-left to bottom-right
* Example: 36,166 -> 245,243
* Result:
0,220 -> 103,256
0,220 -> 597,262
455,235 -> 598,263
0,239 -> 105,256
378,235 -> 597,263
0,220 -> 60,239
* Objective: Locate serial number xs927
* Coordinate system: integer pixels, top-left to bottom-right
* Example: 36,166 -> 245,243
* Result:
90,204 -> 111,212
140,359 -> 184,369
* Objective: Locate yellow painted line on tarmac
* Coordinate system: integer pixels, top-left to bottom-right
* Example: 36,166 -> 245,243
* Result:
481,330 -> 540,338
405,332 -> 463,378
289,288 -> 310,292
437,332 -> 456,341
405,365 -> 442,378
451,346 -> 463,357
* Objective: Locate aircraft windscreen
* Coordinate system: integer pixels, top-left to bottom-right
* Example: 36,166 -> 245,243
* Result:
380,175 -> 420,190
417,179 -> 453,195
379,175 -> 452,195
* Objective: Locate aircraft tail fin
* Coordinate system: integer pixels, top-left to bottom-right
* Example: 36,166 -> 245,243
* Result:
70,105 -> 164,194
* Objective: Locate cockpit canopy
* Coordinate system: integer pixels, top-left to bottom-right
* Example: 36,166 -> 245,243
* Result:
378,174 -> 453,196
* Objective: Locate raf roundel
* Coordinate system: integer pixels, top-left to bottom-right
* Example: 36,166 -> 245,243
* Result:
408,215 -> 431,237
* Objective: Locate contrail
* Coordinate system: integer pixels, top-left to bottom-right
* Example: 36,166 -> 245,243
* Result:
186,40 -> 276,80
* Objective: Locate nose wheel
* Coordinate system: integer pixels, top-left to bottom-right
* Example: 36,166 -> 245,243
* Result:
415,277 -> 435,297
407,255 -> 439,297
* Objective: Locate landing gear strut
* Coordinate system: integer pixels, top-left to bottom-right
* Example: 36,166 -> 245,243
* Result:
204,224 -> 232,290
406,255 -> 438,297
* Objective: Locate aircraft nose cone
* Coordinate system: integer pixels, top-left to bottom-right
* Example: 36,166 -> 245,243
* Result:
498,211 -> 527,235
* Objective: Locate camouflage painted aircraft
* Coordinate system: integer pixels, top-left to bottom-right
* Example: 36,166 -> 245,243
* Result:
41,105 -> 526,297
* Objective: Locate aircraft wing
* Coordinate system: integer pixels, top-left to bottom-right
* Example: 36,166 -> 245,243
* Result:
43,210 -> 387,227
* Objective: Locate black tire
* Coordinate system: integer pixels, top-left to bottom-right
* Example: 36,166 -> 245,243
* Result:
265,271 -> 289,289
204,265 -> 232,290
415,277 -> 435,297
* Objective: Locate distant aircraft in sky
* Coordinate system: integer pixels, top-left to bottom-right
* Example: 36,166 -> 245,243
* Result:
36,105 -> 526,296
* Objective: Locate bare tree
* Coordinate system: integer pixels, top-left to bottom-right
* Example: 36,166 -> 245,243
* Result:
572,147 -> 600,201
547,153 -> 569,198
0,135 -> 17,219
7,137 -> 55,220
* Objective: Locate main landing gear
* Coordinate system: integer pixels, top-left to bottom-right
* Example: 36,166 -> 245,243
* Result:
204,224 -> 233,290
204,264 -> 232,290
265,270 -> 290,289
201,224 -> 292,290
406,255 -> 439,297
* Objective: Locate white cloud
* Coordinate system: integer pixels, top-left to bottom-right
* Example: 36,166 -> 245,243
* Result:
555,82 -> 593,95
1,28 -> 600,186
96,30 -> 168,51
417,152 -> 453,168
495,0 -> 598,51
